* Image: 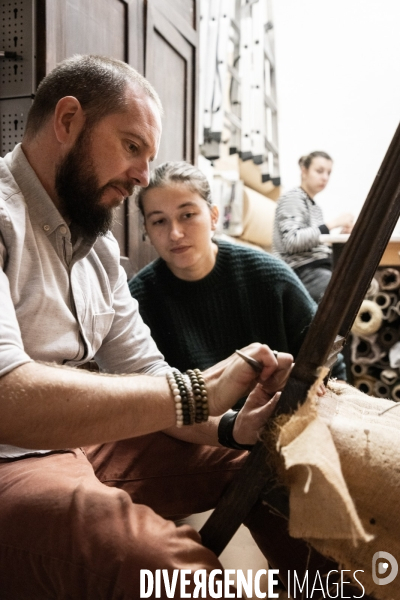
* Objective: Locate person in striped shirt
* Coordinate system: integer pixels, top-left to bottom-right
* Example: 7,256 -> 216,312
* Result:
273,151 -> 354,302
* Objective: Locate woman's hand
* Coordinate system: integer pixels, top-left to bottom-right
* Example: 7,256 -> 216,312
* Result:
326,212 -> 354,233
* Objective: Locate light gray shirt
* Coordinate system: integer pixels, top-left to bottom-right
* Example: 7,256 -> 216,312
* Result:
0,144 -> 168,458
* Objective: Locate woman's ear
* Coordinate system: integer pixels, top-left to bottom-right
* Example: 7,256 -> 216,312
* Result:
210,205 -> 219,231
300,165 -> 308,180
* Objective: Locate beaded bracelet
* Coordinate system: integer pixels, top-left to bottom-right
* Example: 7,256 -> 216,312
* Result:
174,371 -> 193,425
182,373 -> 195,424
166,371 -> 184,427
186,368 -> 209,423
166,368 -> 209,426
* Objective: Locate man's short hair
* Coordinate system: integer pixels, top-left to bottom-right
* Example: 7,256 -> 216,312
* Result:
24,54 -> 162,139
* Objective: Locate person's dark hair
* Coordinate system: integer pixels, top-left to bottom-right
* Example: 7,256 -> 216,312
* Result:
24,54 -> 162,139
298,151 -> 333,170
137,161 -> 213,216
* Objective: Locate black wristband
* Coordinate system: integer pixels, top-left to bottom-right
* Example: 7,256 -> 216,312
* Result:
218,410 -> 254,452
318,223 -> 330,235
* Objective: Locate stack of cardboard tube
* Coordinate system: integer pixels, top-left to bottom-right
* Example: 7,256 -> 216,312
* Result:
351,267 -> 400,400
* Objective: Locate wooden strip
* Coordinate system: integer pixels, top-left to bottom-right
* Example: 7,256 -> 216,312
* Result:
199,441 -> 272,556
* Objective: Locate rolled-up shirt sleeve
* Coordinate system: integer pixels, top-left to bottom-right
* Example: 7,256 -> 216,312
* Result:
0,234 -> 32,377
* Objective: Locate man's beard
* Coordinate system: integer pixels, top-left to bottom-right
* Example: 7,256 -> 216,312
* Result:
55,127 -> 131,239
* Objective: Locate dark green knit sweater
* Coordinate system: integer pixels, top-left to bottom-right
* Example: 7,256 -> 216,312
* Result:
129,240 -> 346,379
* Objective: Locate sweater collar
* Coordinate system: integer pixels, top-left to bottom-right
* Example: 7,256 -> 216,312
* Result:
299,186 -> 316,204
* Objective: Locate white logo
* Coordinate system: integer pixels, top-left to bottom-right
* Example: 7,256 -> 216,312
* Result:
372,551 -> 398,585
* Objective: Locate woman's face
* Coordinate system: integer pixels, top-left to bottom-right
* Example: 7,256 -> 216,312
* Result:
142,182 -> 219,280
301,157 -> 333,198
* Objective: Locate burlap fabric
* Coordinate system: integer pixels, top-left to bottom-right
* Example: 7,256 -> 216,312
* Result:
276,380 -> 400,600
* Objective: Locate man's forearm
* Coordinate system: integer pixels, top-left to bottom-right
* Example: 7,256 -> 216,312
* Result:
0,362 -> 176,449
164,417 -> 221,447
0,343 -> 288,451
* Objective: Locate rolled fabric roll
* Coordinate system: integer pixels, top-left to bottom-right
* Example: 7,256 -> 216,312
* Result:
386,304 -> 400,323
354,377 -> 376,395
351,363 -> 368,377
366,277 -> 380,298
380,368 -> 399,386
351,335 -> 372,361
376,354 -> 390,369
351,300 -> 383,337
378,326 -> 400,348
373,292 -> 392,311
373,380 -> 391,398
384,293 -> 399,318
388,298 -> 400,321
391,383 -> 400,402
240,186 -> 277,247
378,267 -> 400,291
351,334 -> 385,365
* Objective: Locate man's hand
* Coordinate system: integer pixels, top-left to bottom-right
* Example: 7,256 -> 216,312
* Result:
233,386 -> 281,446
232,349 -> 293,446
203,343 -> 293,417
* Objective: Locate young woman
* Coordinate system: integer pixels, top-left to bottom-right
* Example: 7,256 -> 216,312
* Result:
129,161 -> 346,380
273,151 -> 354,303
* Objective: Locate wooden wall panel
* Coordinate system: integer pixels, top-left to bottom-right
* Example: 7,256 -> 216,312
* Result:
151,29 -> 188,163
166,0 -> 196,29
43,0 -> 140,72
64,0 -> 126,59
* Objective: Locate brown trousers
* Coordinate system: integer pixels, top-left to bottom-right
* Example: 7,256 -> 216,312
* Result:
0,433 -> 374,599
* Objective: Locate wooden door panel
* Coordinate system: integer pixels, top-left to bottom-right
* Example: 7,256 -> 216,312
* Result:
146,2 -> 196,164
151,28 -> 188,162
128,0 -> 198,275
64,0 -> 126,59
157,0 -> 196,29
43,0 -> 137,72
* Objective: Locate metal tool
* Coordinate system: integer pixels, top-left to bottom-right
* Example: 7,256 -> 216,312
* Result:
235,349 -> 279,373
235,349 -> 263,372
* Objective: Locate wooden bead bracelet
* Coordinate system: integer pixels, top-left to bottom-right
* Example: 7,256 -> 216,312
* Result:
166,369 -> 209,426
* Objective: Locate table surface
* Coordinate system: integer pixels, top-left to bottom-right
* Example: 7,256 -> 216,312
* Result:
320,233 -> 400,244
320,234 -> 400,265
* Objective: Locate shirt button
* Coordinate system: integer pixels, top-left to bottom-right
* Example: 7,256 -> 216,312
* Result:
60,226 -> 67,235
43,224 -> 50,231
